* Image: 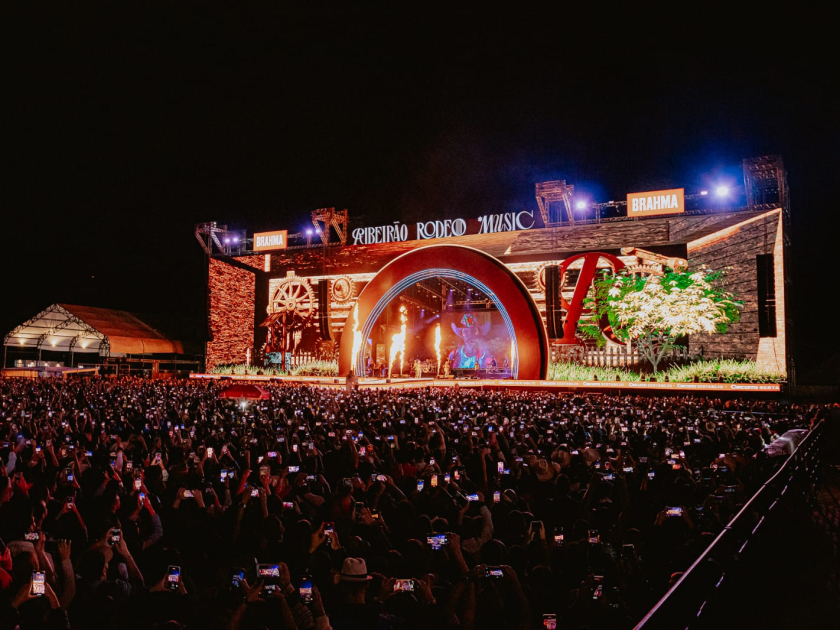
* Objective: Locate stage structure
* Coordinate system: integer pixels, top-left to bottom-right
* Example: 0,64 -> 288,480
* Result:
200,156 -> 793,385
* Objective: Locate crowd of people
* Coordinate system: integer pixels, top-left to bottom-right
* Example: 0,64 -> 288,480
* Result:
0,375 -> 827,629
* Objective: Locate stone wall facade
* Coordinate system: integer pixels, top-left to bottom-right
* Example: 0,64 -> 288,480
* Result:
688,209 -> 786,374
206,258 -> 255,369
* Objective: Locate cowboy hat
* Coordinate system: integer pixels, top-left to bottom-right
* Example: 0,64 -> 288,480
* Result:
339,557 -> 372,582
534,458 -> 560,482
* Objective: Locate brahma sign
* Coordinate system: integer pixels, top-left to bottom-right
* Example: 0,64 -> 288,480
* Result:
627,188 -> 684,217
253,230 -> 288,251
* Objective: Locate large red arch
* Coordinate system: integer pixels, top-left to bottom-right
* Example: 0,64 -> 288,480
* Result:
338,245 -> 549,380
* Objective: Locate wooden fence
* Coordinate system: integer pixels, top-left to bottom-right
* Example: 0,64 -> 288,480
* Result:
550,344 -> 700,367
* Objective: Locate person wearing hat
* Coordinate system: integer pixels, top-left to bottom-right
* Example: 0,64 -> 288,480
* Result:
331,557 -> 400,630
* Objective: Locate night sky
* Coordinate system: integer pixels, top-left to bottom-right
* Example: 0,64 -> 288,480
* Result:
3,8 -> 837,373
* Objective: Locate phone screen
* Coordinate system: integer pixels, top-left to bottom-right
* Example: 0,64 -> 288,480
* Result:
588,530 -> 599,544
394,578 -> 414,592
167,565 -> 181,590
543,614 -> 557,630
553,527 -> 564,543
231,569 -> 244,588
31,571 -> 46,596
484,566 -> 503,578
426,534 -> 448,550
109,529 -> 121,546
299,577 -> 313,604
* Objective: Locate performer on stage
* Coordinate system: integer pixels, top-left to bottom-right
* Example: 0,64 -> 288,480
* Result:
414,359 -> 422,379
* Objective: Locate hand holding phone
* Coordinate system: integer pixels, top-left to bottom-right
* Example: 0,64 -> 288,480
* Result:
30,571 -> 46,596
166,565 -> 181,591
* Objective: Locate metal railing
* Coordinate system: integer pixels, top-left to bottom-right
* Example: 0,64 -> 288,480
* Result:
634,420 -> 826,629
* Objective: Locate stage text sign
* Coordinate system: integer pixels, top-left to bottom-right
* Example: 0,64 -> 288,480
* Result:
254,230 -> 289,251
627,188 -> 685,217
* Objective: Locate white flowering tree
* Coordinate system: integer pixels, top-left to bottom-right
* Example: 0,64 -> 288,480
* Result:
579,267 -> 742,373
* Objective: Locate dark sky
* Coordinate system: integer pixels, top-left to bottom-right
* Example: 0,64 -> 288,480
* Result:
3,7 -> 837,370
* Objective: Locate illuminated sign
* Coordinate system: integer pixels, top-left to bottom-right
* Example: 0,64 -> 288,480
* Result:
478,210 -> 535,234
417,218 -> 467,239
253,230 -> 288,251
352,224 -> 408,245
350,210 -> 538,245
627,188 -> 684,217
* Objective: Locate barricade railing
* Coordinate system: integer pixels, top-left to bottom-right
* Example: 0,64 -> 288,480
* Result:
634,421 -> 826,629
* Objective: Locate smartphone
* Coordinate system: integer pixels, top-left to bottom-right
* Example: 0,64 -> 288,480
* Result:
260,465 -> 269,477
288,466 -> 300,473
429,457 -> 435,466
467,493 -> 479,501
299,577 -> 313,604
530,520 -> 541,535
67,473 -> 75,482
493,491 -> 501,503
206,447 -> 214,457
553,527 -> 564,544
497,461 -> 504,473
251,488 -> 260,497
370,508 -> 379,519
231,568 -> 245,589
430,475 -> 438,487
183,490 -> 194,498
426,534 -> 448,550
543,614 -> 557,630
30,571 -> 46,596
167,565 -> 181,591
666,507 -> 683,517
25,531 -> 39,542
484,566 -> 503,578
592,575 -> 604,599
109,528 -> 121,546
125,461 -> 133,472
139,492 -> 146,503
155,453 -> 162,463
324,521 -> 335,539
394,578 -> 414,592
417,479 -> 424,491
292,444 -> 299,453
134,478 -> 142,490
588,530 -> 599,544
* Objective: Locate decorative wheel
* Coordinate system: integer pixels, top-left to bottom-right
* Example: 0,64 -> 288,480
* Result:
268,274 -> 315,321
331,276 -> 354,304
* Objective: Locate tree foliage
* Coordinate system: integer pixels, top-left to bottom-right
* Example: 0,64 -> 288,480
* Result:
578,266 -> 742,372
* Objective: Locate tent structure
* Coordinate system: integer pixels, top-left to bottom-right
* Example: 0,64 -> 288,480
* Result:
4,303 -> 185,362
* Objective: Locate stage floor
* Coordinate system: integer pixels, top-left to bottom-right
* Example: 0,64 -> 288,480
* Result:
190,373 -> 781,393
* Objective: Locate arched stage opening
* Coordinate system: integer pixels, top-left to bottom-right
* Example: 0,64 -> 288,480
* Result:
338,245 -> 549,380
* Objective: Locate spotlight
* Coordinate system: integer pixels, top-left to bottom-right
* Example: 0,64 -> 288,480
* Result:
715,186 -> 729,197
224,238 -> 230,244
576,201 -> 588,210
700,190 -> 709,196
306,229 -> 313,235
232,237 -> 239,243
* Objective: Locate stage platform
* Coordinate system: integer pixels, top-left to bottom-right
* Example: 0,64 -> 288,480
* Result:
189,373 -> 781,393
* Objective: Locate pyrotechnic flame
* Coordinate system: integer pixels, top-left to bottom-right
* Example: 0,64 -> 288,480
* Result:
389,305 -> 408,377
435,324 -> 441,376
510,337 -> 515,372
351,305 -> 363,375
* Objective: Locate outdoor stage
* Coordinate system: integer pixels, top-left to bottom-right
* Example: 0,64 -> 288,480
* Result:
189,373 -> 781,393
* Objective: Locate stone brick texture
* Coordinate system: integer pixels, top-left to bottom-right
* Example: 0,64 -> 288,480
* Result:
206,258 -> 255,369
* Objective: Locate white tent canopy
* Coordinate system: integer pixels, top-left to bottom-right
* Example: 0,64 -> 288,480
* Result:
4,304 -> 184,357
